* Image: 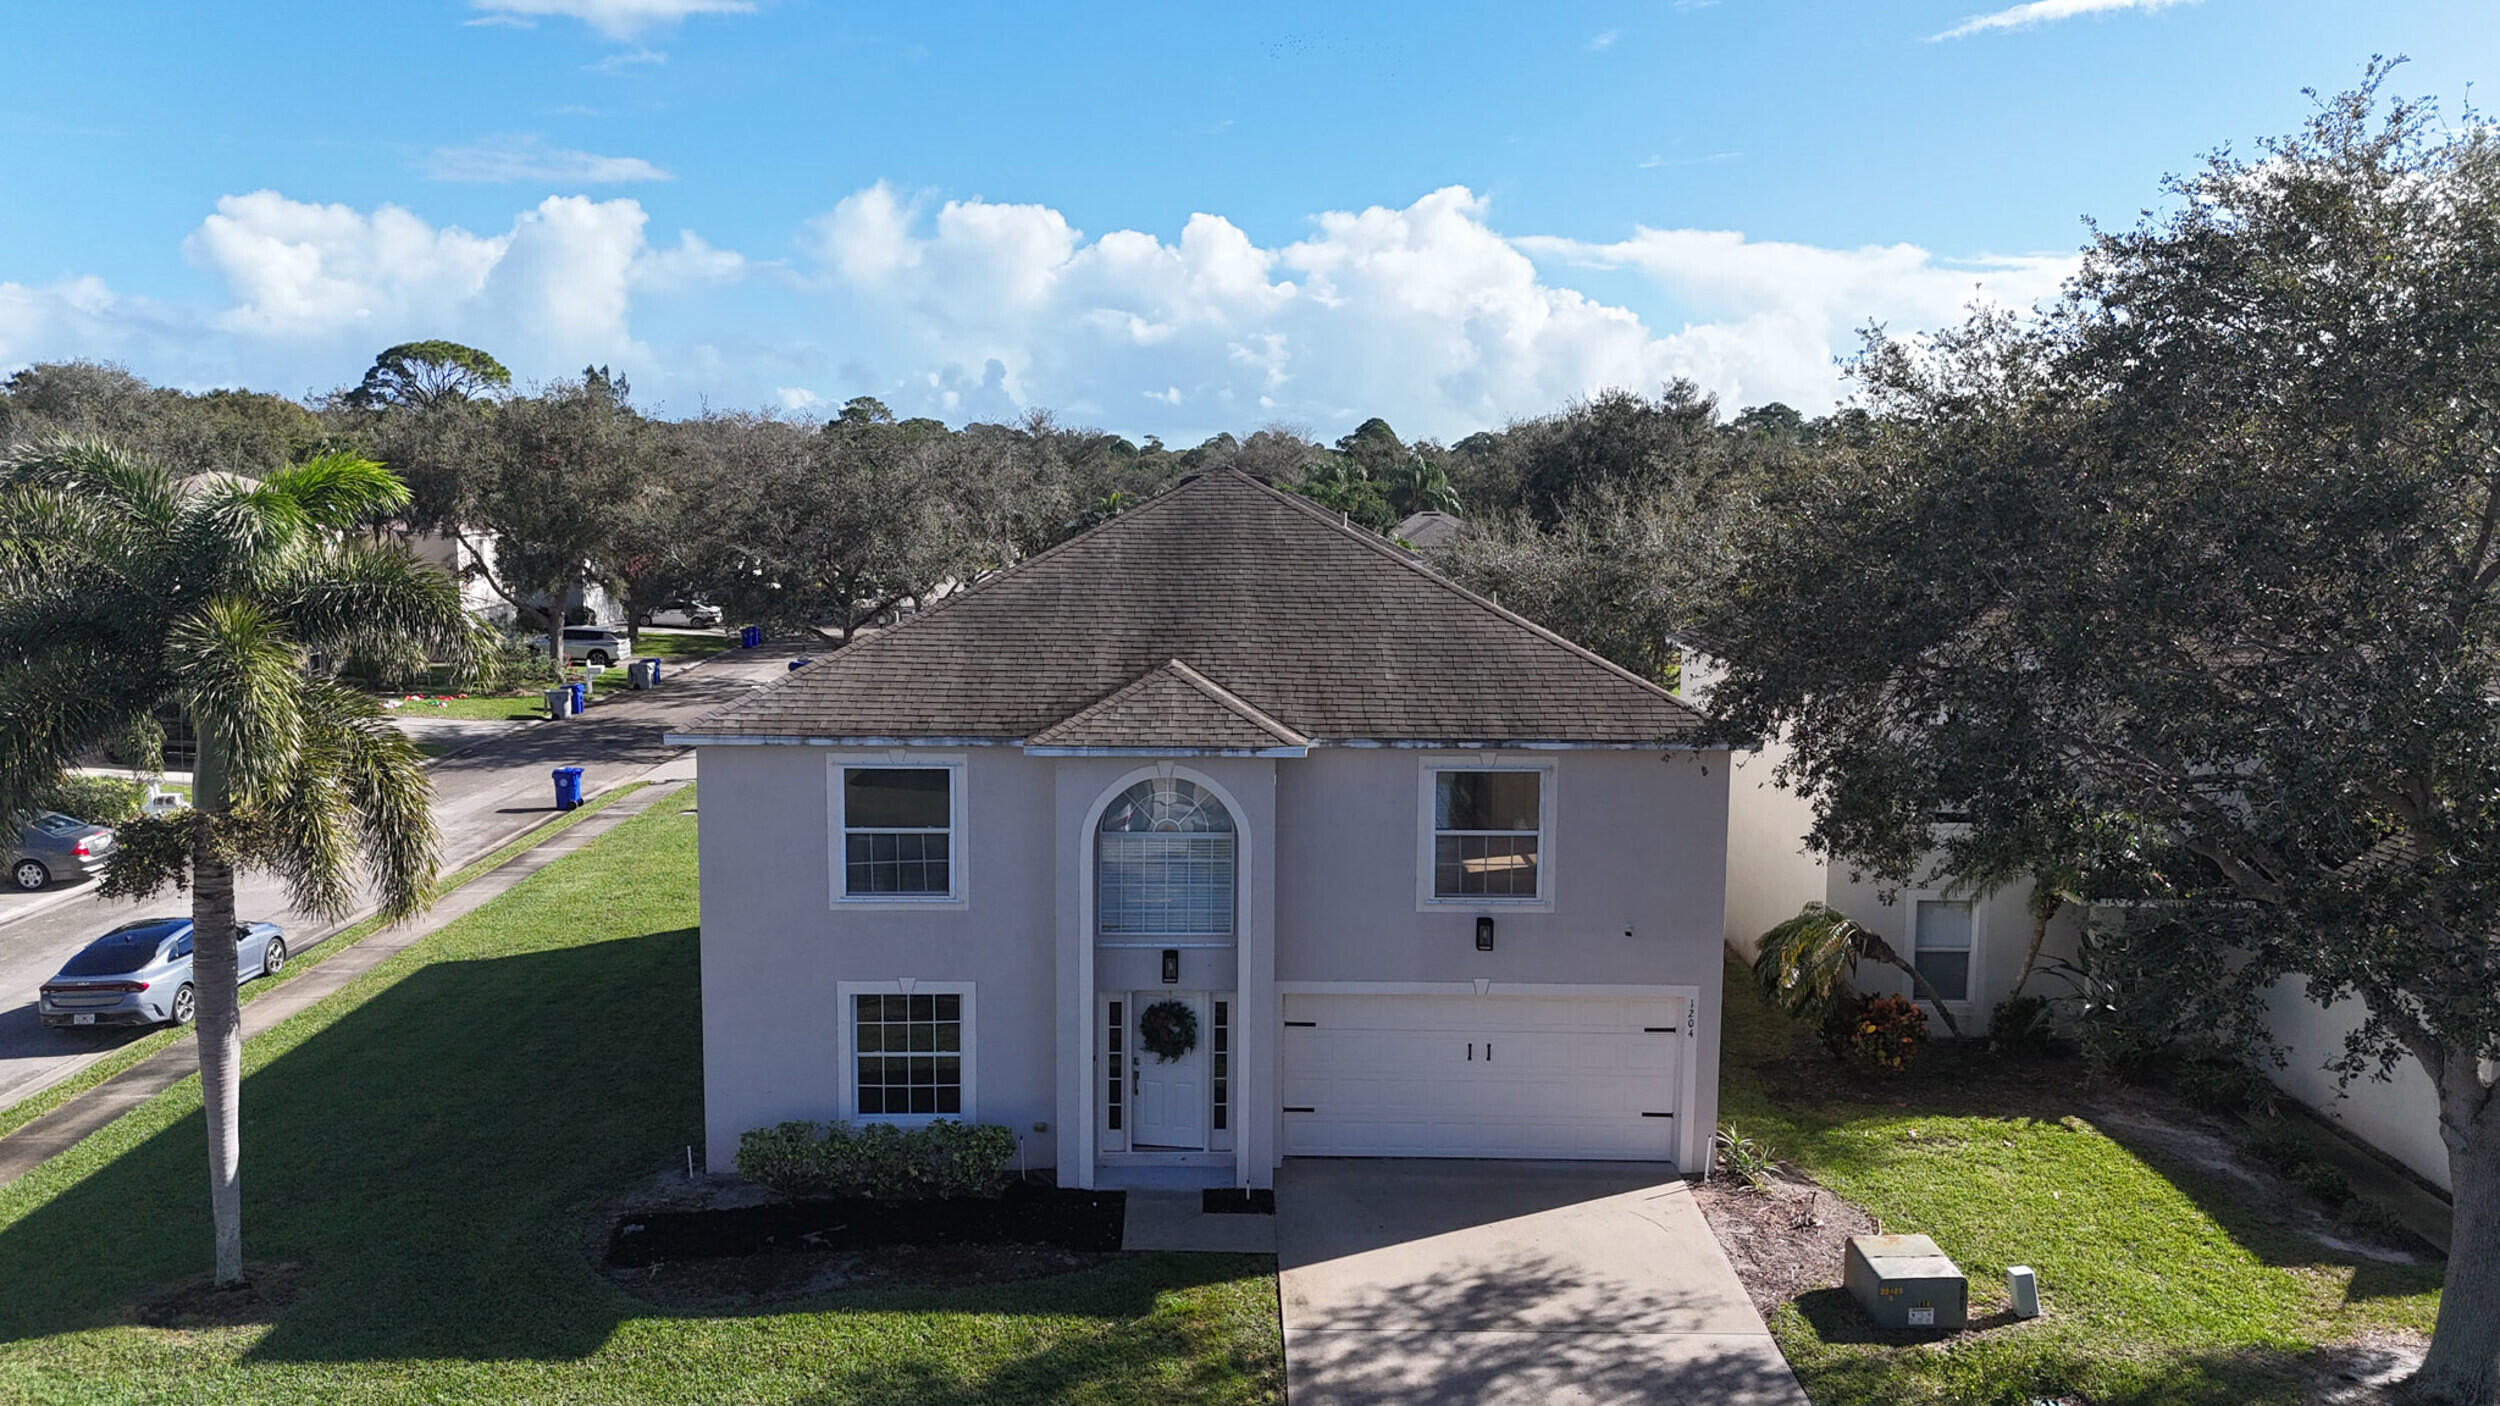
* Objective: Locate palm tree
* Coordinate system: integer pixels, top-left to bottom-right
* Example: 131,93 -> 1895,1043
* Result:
1752,903 -> 1966,1040
0,440 -> 476,1287
1384,453 -> 1461,520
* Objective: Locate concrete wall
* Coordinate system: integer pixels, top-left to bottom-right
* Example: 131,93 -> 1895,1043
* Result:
2262,980 -> 2452,1192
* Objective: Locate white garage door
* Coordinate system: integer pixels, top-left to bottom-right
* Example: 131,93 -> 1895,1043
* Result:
1280,992 -> 1687,1162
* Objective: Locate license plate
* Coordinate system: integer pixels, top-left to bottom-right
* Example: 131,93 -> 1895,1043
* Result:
72,1014 -> 95,1026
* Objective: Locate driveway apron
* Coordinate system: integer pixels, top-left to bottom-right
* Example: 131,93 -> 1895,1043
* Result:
1278,1159 -> 1810,1405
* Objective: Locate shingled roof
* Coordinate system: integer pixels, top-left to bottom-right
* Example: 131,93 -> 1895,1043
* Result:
677,469 -> 1705,749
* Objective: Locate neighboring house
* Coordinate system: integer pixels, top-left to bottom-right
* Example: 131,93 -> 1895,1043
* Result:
403,527 -> 622,628
667,469 -> 1732,1190
1689,656 -> 2085,1031
1394,510 -> 1464,549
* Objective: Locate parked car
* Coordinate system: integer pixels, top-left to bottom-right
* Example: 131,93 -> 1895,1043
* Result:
642,600 -> 720,629
38,917 -> 288,1029
528,625 -> 633,667
10,812 -> 116,892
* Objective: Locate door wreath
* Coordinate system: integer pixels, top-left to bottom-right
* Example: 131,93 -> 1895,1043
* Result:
1138,1000 -> 1200,1063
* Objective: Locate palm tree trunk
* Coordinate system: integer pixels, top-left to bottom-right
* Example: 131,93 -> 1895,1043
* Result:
190,728 -> 246,1288
2411,1051 -> 2500,1404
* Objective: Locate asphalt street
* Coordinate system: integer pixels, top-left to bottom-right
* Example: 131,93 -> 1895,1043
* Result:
0,637 -> 808,1109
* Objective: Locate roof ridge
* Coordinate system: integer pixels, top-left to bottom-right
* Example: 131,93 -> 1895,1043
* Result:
1231,471 -> 1705,726
1156,658 -> 1313,747
1027,657 -> 1310,748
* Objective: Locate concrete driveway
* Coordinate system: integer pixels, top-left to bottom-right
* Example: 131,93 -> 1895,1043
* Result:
1278,1160 -> 1810,1406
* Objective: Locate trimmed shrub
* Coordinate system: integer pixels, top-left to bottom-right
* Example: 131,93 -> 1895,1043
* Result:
734,1119 -> 1018,1200
2245,1117 -> 2311,1174
1841,993 -> 1929,1073
2291,1159 -> 2355,1209
34,775 -> 150,826
2171,1054 -> 2279,1117
1986,994 -> 2056,1057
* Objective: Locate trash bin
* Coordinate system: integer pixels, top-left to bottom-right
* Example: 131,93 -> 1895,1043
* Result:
627,659 -> 653,690
545,686 -> 574,719
552,766 -> 585,812
648,658 -> 663,686
567,681 -> 587,714
740,624 -> 762,648
788,657 -> 811,672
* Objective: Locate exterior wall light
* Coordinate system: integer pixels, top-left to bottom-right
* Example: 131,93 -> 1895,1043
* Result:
1162,948 -> 1181,984
1475,916 -> 1495,951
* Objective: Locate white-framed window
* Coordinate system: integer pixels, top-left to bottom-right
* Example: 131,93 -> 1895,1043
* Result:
1911,899 -> 1974,1004
1097,777 -> 1236,945
838,981 -> 976,1124
1419,761 -> 1554,908
830,758 -> 965,906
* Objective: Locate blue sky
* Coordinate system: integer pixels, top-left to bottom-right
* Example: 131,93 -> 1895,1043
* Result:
1,0 -> 2493,442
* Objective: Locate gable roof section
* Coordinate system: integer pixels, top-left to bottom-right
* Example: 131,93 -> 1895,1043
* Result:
681,469 -> 1705,747
1027,660 -> 1312,754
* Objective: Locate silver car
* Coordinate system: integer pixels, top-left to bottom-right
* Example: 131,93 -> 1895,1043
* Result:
39,917 -> 288,1029
530,625 -> 633,667
11,811 -> 116,891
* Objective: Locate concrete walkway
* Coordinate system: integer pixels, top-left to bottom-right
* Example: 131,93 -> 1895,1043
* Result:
0,770 -> 692,1188
1278,1160 -> 1809,1406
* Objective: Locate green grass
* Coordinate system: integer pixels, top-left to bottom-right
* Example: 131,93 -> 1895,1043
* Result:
0,784 -> 648,1147
0,789 -> 1282,1405
626,630 -> 729,661
1719,956 -> 2442,1405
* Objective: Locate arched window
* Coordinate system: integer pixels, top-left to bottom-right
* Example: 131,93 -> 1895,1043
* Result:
1097,778 -> 1236,941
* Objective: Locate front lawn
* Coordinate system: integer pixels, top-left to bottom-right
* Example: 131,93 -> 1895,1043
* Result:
0,792 -> 1283,1405
1716,956 -> 2442,1405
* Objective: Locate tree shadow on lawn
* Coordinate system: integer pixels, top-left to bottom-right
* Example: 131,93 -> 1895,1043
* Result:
1741,1038 -> 2442,1308
0,928 -> 1236,1370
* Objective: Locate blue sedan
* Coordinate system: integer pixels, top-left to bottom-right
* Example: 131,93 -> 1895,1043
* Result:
38,917 -> 288,1029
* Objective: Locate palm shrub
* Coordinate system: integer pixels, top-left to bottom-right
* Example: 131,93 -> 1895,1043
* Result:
1752,902 -> 1966,1040
0,438 -> 477,1287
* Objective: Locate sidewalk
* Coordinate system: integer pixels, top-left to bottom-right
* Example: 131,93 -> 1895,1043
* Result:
0,766 -> 694,1189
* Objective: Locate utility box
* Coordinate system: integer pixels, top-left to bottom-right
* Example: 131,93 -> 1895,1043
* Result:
1843,1234 -> 1967,1332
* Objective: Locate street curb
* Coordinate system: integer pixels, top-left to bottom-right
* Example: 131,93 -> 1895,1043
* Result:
0,880 -> 102,936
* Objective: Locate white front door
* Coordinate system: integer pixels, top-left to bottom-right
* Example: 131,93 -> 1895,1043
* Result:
1131,992 -> 1210,1150
1280,992 -> 1687,1162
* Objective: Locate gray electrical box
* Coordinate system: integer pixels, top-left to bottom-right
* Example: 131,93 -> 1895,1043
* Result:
1843,1234 -> 1968,1332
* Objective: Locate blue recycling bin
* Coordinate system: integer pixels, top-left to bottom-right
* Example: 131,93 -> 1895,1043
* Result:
740,624 -> 762,648
789,657 -> 811,672
648,658 -> 663,686
567,681 -> 587,714
551,766 -> 584,812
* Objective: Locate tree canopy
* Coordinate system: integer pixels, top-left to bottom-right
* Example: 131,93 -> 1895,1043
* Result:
1700,72 -> 2500,1401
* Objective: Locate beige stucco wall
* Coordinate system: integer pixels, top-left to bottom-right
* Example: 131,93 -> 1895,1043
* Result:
2261,980 -> 2452,1192
694,741 -> 1734,1181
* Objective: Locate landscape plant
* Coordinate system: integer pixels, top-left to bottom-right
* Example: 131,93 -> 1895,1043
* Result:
734,1119 -> 1019,1200
0,440 -> 473,1289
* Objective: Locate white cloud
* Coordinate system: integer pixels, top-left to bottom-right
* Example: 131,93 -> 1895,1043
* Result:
800,183 -> 2070,434
585,47 -> 667,74
1588,29 -> 1619,49
7,183 -> 2072,441
170,190 -> 744,383
426,135 -> 671,184
1931,0 -> 2193,40
467,0 -> 753,41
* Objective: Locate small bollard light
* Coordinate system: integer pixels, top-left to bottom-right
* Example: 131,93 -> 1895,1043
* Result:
2008,1265 -> 2041,1318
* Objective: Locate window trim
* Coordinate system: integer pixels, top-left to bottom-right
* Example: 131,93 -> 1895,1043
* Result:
828,755 -> 969,910
836,980 -> 978,1126
1415,758 -> 1558,912
1907,897 -> 1978,1008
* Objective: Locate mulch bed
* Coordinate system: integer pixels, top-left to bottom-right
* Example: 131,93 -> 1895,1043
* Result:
1693,1172 -> 1879,1323
129,1262 -> 307,1330
606,1180 -> 1126,1268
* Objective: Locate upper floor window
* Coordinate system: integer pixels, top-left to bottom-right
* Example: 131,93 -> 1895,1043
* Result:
1098,778 -> 1236,942
1429,767 -> 1544,901
840,765 -> 957,900
1912,899 -> 1973,1003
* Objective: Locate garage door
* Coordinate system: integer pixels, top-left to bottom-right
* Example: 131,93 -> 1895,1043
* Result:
1280,992 -> 1687,1162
